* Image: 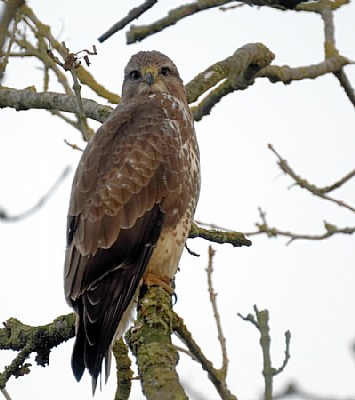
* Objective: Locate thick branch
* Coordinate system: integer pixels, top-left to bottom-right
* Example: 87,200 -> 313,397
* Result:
188,43 -> 275,120
0,314 -> 75,389
186,43 -> 274,104
296,0 -> 349,12
126,286 -> 187,400
258,56 -> 352,83
0,86 -> 113,123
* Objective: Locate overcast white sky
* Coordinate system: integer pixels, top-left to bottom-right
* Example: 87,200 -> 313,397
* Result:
1,1 -> 355,399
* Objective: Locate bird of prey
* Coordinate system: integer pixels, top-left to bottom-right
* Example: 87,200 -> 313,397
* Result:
64,50 -> 200,392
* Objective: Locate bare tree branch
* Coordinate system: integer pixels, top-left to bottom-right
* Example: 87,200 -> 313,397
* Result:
206,247 -> 229,379
125,0 -> 237,44
0,0 -> 24,82
0,86 -> 113,123
1,166 -> 71,223
173,312 -> 238,400
334,69 -> 355,108
246,208 -> 355,244
274,382 -> 355,400
0,388 -> 12,400
268,143 -> 355,213
238,306 -> 291,400
98,0 -> 158,43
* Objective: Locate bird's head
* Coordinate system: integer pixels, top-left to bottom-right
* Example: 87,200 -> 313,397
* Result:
122,51 -> 186,101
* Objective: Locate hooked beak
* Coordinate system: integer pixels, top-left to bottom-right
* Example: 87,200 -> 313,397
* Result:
145,68 -> 156,86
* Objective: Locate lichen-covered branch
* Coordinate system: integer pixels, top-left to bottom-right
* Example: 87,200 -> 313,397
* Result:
173,313 -> 238,400
0,0 -> 24,82
0,314 -> 75,389
258,56 -> 351,84
268,143 -> 355,213
126,286 -> 188,400
187,43 -> 275,120
238,306 -> 291,400
125,0 -> 236,44
112,338 -> 133,400
0,86 -> 113,123
189,222 -> 252,247
296,0 -> 349,12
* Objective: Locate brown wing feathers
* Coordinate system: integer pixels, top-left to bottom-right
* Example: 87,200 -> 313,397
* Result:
65,97 -> 176,387
70,205 -> 163,386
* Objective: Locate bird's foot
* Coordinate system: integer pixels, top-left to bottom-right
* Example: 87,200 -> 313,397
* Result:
143,272 -> 174,294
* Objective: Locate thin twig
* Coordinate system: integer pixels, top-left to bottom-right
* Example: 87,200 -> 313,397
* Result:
68,68 -> 91,141
98,0 -> 158,43
274,331 -> 291,376
174,345 -> 196,361
50,110 -> 95,138
64,139 -> 84,152
1,166 -> 71,223
194,219 -> 232,232
0,0 -> 23,82
206,246 -> 228,379
173,313 -> 238,400
1,388 -> 12,400
0,0 -> 25,56
268,143 -> 355,213
334,69 -> 355,108
125,0 -> 236,44
245,207 -> 355,244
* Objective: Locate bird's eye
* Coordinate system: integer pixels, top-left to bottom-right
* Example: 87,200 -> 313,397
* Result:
130,70 -> 141,80
160,67 -> 170,77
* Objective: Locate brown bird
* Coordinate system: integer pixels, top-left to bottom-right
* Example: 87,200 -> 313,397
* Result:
64,50 -> 200,392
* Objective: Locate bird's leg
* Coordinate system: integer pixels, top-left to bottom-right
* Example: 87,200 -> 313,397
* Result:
143,271 -> 174,294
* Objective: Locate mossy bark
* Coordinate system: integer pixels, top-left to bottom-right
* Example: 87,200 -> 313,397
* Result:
127,286 -> 187,400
